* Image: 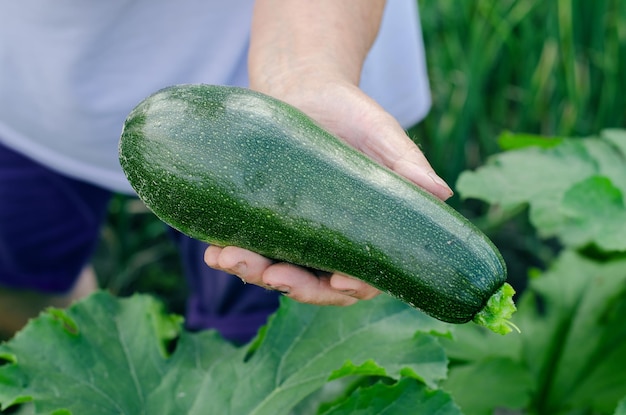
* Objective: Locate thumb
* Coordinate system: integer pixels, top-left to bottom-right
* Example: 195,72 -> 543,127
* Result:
355,117 -> 453,201
389,145 -> 453,201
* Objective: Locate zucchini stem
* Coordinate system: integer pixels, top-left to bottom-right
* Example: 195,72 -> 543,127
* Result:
472,283 -> 518,335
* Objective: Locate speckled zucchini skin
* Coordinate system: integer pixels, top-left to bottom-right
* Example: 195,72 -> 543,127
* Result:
118,84 -> 507,324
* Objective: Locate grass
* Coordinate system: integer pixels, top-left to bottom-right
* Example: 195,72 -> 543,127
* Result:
94,0 -> 626,308
413,0 -> 626,185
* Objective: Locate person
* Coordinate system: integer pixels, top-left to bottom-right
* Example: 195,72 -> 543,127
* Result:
0,0 -> 452,343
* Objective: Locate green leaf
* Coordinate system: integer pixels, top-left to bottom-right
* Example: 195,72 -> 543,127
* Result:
440,321 -> 522,364
325,330 -> 449,388
518,251 -> 626,414
615,396 -> 626,415
147,295 -> 449,415
0,292 -> 182,414
457,138 -> 596,213
319,377 -> 462,415
442,357 -> 533,415
602,129 -> 626,157
582,132 -> 626,202
497,130 -> 564,150
457,132 -> 626,252
441,250 -> 626,415
0,292 -> 450,415
560,176 -> 626,251
439,306 -> 530,415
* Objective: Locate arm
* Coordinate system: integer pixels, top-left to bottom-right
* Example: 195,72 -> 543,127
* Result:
205,0 -> 453,306
248,0 -> 385,93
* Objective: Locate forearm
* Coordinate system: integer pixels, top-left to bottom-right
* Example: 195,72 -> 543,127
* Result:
248,0 -> 386,93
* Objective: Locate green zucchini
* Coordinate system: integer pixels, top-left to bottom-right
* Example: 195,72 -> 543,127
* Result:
119,84 -> 516,334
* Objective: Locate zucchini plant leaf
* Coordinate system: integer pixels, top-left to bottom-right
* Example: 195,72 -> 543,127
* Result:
560,175 -> 626,251
457,130 -> 626,252
602,129 -> 626,156
442,357 -> 533,415
441,250 -> 626,415
0,291 -> 450,415
615,397 -> 626,415
438,320 -> 531,415
0,292 -> 182,415
457,137 -> 596,212
497,130 -> 564,150
518,251 -> 626,414
318,377 -> 462,415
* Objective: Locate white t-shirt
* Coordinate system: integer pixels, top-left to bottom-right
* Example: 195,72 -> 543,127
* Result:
0,0 -> 430,193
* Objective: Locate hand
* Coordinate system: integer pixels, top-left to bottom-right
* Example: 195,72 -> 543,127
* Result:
204,246 -> 380,306
205,79 -> 453,306
205,0 -> 452,306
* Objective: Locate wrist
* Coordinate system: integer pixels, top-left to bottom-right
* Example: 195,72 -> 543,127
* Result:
248,59 -> 351,106
248,0 -> 386,99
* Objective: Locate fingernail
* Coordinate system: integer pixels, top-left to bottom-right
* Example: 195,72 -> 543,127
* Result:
340,289 -> 357,296
427,172 -> 453,194
268,285 -> 291,295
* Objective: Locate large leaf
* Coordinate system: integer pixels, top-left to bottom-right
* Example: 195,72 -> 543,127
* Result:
0,292 -> 450,415
438,316 -> 532,415
0,292 -> 182,414
441,251 -> 626,415
442,357 -> 533,415
518,251 -> 626,414
615,397 -> 626,415
559,175 -> 626,251
319,377 -> 462,415
456,130 -> 626,252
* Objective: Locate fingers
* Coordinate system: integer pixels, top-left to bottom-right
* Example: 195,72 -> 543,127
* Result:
204,246 -> 381,306
328,273 -> 380,300
306,84 -> 453,201
204,245 -> 273,282
354,110 -> 453,201
390,145 -> 454,201
362,132 -> 453,201
262,264 -> 358,306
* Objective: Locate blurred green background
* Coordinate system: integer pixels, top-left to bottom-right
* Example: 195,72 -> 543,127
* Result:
93,0 -> 626,314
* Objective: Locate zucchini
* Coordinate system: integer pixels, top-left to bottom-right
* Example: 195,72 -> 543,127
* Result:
119,84 -> 516,334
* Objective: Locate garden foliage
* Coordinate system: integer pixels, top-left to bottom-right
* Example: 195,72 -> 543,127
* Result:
0,292 -> 458,414
2,1 -> 626,412
1,131 -> 625,415
444,129 -> 626,415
